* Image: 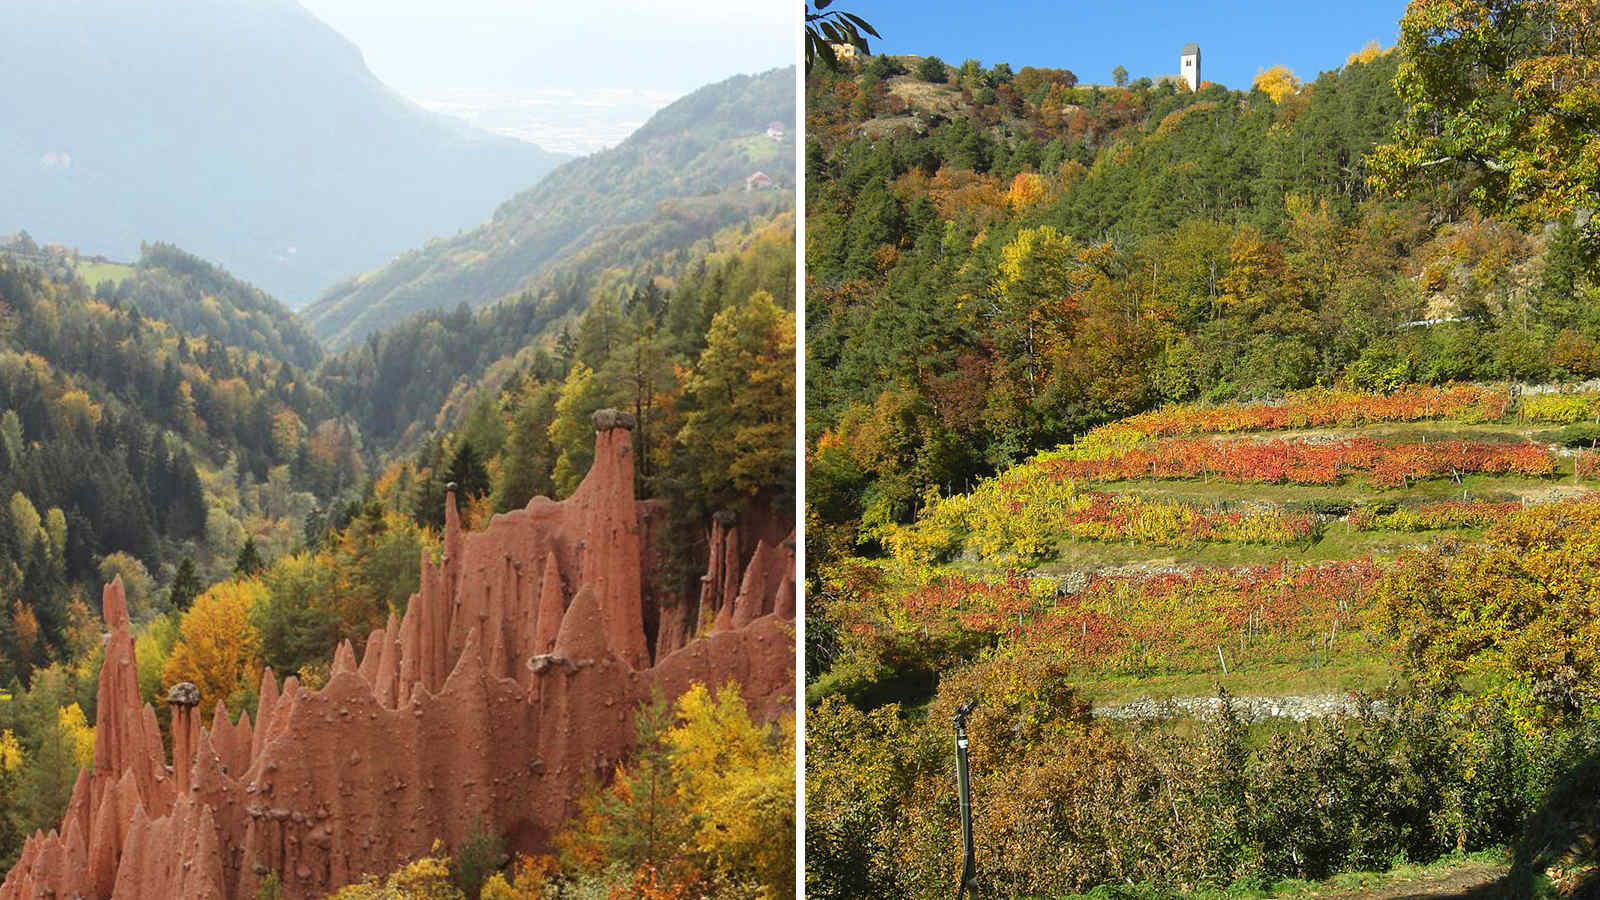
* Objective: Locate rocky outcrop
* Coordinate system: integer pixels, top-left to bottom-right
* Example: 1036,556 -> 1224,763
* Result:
0,410 -> 795,900
693,507 -> 794,648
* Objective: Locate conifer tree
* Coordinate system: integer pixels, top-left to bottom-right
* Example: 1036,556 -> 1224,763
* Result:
233,537 -> 265,577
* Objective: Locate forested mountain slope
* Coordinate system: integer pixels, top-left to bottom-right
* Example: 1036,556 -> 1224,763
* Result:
318,212 -> 796,452
808,29 -> 1600,898
0,0 -> 567,304
0,258 -> 362,680
805,50 -> 1599,559
103,243 -> 325,370
0,49 -> 800,889
373,212 -> 796,594
0,238 -> 326,371
0,200 -> 795,685
305,67 -> 797,350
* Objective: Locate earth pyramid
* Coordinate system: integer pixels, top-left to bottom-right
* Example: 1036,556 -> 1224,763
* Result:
0,409 -> 796,899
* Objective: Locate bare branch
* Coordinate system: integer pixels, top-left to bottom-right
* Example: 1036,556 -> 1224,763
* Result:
1416,154 -> 1511,173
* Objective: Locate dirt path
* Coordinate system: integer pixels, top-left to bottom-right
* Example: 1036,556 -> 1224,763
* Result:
1290,859 -> 1509,898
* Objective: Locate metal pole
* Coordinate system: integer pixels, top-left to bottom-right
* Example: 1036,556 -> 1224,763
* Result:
954,699 -> 978,900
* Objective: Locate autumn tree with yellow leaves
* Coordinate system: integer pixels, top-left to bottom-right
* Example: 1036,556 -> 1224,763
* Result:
55,704 -> 94,770
1252,64 -> 1301,105
548,363 -> 607,498
163,578 -> 265,712
0,729 -> 21,866
667,683 -> 796,893
552,682 -> 795,898
325,849 -> 463,900
679,292 -> 797,510
1346,40 -> 1384,67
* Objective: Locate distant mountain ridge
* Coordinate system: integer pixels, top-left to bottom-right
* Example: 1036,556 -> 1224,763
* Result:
304,66 -> 797,350
114,243 -> 326,369
0,0 -> 568,306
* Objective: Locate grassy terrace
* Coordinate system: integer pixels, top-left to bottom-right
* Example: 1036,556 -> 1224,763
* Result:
1023,526 -> 1471,573
840,399 -> 1600,704
935,417 -> 1591,571
74,259 -> 135,288
1078,655 -> 1395,706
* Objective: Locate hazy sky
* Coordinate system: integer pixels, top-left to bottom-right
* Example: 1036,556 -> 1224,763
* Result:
289,0 -> 793,154
856,0 -> 1407,90
296,0 -> 795,96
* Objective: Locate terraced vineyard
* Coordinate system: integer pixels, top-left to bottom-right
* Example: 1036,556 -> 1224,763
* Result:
822,384 -> 1600,705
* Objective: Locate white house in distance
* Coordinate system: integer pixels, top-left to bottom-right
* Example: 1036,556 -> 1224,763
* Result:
1181,42 -> 1201,91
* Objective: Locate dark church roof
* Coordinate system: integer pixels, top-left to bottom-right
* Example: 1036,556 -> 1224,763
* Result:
1181,42 -> 1200,55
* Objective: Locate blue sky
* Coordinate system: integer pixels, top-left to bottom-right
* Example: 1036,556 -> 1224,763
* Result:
848,0 -> 1407,89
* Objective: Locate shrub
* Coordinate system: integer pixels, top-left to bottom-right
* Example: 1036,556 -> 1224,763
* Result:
916,55 -> 949,83
1372,496 -> 1600,715
1041,437 -> 1557,488
864,54 -> 905,80
1522,392 -> 1600,425
326,850 -> 463,899
805,698 -> 939,900
1349,499 -> 1522,531
807,681 -> 1574,898
1581,450 -> 1600,480
451,817 -> 507,899
1557,421 -> 1600,447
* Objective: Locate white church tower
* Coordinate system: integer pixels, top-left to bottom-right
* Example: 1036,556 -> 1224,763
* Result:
1180,42 -> 1201,91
